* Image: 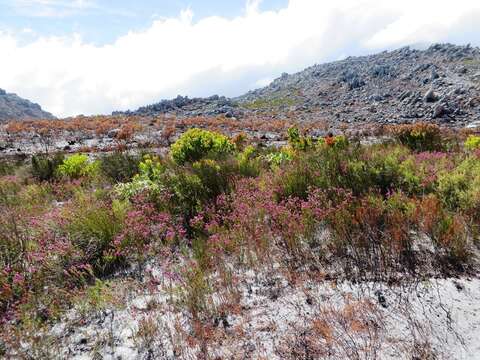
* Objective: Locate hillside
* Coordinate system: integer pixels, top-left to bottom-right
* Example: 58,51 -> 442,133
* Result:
2,44 -> 480,359
118,43 -> 480,128
0,88 -> 54,122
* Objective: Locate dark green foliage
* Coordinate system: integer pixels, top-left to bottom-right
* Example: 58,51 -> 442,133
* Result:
0,160 -> 17,177
100,152 -> 141,183
161,158 -> 237,225
30,154 -> 65,181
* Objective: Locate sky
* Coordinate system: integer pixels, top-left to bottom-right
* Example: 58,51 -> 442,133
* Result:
1,0 -> 480,117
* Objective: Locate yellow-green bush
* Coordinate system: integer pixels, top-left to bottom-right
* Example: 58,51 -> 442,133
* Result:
170,128 -> 235,164
57,154 -> 99,179
238,145 -> 261,177
437,156 -> 480,211
115,155 -> 165,199
390,123 -> 443,152
287,126 -> 313,151
465,135 -> 480,151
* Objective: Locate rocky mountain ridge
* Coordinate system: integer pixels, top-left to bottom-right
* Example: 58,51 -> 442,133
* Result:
113,94 -> 243,119
117,43 -> 480,127
0,89 -> 55,122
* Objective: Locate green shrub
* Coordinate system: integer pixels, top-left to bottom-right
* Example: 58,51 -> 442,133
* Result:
114,155 -> 165,199
99,152 -> 141,183
437,156 -> 480,211
63,195 -> 125,275
391,123 -> 443,152
31,154 -> 65,182
19,183 -> 53,209
465,135 -> 480,151
264,147 -> 293,168
274,155 -> 316,200
151,158 -> 237,225
0,177 -> 21,206
0,159 -> 19,177
287,126 -> 313,151
363,146 -> 406,194
57,154 -> 99,179
167,172 -> 204,221
0,183 -> 27,272
238,145 -> 261,177
170,128 -> 235,164
192,159 -> 233,201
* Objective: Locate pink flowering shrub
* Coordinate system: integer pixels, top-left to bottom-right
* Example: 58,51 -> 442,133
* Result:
1,124 -> 479,331
110,195 -> 185,267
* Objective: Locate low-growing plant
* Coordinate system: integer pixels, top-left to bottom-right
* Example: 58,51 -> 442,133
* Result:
287,126 -> 317,151
437,156 -> 480,211
111,197 -> 183,270
274,156 -> 316,200
417,195 -> 471,266
264,147 -> 293,168
179,263 -> 211,319
326,191 -> 418,279
76,279 -> 114,315
62,194 -> 125,275
0,159 -> 20,177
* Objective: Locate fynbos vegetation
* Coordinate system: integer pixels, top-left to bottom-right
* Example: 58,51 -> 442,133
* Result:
1,122 -> 480,358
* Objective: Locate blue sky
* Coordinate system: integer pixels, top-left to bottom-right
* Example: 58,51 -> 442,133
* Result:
1,0 -> 480,117
0,0 -> 288,44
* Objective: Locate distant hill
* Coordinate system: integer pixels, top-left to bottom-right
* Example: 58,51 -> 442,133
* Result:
0,89 -> 55,122
116,43 -> 480,127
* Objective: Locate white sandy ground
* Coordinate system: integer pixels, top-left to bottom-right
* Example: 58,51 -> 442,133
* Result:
29,261 -> 480,360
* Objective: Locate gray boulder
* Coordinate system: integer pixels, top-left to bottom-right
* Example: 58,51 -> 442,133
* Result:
424,88 -> 438,103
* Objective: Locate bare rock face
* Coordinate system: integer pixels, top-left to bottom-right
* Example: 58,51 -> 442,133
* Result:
0,89 -> 55,122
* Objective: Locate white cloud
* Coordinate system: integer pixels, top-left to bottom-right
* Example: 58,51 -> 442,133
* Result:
2,0 -> 480,117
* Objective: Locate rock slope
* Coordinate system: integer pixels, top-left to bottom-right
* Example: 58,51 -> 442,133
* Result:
118,43 -> 480,127
237,43 -> 480,126
0,88 -> 54,122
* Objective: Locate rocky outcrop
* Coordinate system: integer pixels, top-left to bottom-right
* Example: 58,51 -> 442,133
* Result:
236,43 -> 480,126
0,89 -> 55,122
115,43 -> 480,127
114,95 -> 243,119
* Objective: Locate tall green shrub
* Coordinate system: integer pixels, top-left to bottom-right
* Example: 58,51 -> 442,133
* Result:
57,154 -> 99,179
31,154 -> 65,181
170,128 -> 235,164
